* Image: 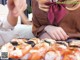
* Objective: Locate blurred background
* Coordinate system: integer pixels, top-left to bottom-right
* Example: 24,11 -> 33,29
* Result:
0,0 -> 7,5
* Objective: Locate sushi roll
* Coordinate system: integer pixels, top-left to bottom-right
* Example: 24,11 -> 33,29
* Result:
28,40 -> 51,60
45,51 -> 61,60
1,38 -> 32,59
29,38 -> 41,44
63,47 -> 80,60
53,41 -> 68,55
69,40 -> 80,48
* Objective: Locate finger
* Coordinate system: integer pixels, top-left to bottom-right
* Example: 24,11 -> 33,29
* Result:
22,3 -> 27,11
20,4 -> 24,11
14,0 -> 19,6
56,30 -> 66,40
53,32 -> 61,40
24,4 -> 27,10
7,0 -> 14,10
21,0 -> 27,11
60,28 -> 69,40
13,8 -> 19,17
15,2 -> 26,13
20,4 -> 26,12
14,0 -> 22,9
18,0 -> 27,12
48,32 -> 57,40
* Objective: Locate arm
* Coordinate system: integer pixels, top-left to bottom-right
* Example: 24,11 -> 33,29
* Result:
7,0 -> 27,26
31,0 -> 47,38
1,0 -> 18,29
32,14 -> 47,37
6,0 -> 18,27
18,10 -> 31,25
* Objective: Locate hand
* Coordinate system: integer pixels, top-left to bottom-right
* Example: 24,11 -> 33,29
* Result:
7,0 -> 18,17
7,0 -> 27,26
14,0 -> 27,13
7,0 -> 27,17
14,0 -> 27,17
37,0 -> 49,12
13,0 -> 28,24
44,25 -> 69,40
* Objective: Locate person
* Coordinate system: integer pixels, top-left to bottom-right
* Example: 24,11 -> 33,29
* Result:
32,0 -> 80,40
0,0 -> 27,46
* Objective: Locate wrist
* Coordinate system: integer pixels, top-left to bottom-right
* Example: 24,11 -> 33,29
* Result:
44,25 -> 58,31
44,25 -> 51,31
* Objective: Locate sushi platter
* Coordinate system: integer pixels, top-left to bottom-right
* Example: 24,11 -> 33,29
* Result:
1,38 -> 80,60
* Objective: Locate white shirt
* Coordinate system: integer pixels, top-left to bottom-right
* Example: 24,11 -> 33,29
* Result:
0,17 -> 15,46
